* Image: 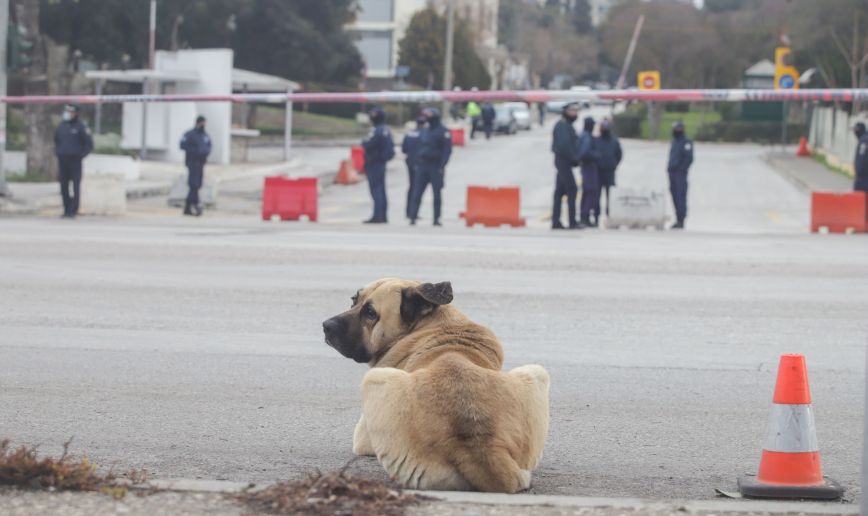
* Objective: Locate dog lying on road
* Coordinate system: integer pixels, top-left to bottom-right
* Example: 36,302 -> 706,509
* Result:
322,278 -> 550,493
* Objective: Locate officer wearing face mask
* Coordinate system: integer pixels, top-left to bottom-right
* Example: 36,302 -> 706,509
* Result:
362,106 -> 396,224
409,107 -> 452,226
402,115 -> 426,219
54,104 -> 93,219
179,116 -> 212,217
667,121 -> 694,230
852,122 -> 868,193
550,102 -> 581,229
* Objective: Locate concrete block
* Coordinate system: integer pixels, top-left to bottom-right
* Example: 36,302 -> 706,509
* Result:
167,176 -> 218,208
80,171 -> 126,216
605,187 -> 667,230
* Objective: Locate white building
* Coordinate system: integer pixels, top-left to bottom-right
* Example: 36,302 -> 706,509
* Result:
348,0 -> 427,79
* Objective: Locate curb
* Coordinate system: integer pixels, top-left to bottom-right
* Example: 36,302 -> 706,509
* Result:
136,478 -> 857,515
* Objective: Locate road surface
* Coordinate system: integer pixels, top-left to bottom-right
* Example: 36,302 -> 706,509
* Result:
1,113 -> 865,502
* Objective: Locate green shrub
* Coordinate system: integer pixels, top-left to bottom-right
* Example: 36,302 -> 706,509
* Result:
694,121 -> 806,143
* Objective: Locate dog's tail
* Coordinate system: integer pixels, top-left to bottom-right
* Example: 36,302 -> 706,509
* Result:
451,445 -> 529,493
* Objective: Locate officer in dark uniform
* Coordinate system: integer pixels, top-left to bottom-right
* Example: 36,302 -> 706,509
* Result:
578,116 -> 601,227
550,102 -> 580,229
362,106 -> 395,224
852,122 -> 868,193
54,104 -> 93,218
401,115 -> 426,219
409,107 -> 452,226
595,118 -> 623,217
667,121 -> 694,230
481,102 -> 496,140
179,116 -> 212,216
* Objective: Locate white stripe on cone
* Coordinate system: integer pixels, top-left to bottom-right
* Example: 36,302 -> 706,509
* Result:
764,404 -> 819,453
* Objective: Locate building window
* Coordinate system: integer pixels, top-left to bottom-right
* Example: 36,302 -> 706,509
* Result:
355,30 -> 393,71
357,0 -> 394,23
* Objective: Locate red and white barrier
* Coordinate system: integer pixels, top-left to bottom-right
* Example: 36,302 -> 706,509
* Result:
1,88 -> 868,105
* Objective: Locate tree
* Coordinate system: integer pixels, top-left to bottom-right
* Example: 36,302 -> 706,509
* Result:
18,0 -> 54,179
397,8 -> 491,90
570,0 -> 592,34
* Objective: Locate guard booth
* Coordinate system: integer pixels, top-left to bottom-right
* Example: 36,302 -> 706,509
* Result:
740,59 -> 783,122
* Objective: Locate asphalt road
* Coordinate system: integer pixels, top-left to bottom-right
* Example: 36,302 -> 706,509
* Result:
1,113 -> 866,502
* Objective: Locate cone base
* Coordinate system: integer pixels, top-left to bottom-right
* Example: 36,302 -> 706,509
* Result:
738,474 -> 842,500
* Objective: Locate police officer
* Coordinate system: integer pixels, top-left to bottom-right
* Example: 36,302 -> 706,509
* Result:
54,104 -> 93,219
409,107 -> 452,226
481,102 -> 496,140
578,116 -> 601,227
852,122 -> 868,193
595,118 -> 623,218
550,102 -> 580,229
467,100 -> 481,139
667,121 -> 694,230
401,115 -> 426,219
362,106 -> 395,224
179,116 -> 212,217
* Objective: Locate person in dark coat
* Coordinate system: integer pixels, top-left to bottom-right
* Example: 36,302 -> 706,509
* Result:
481,102 -> 496,140
54,104 -> 93,218
362,106 -> 395,224
595,118 -> 623,218
667,121 -> 694,230
409,107 -> 452,226
179,116 -> 212,216
550,102 -> 581,229
853,122 -> 868,193
578,116 -> 601,227
401,115 -> 426,219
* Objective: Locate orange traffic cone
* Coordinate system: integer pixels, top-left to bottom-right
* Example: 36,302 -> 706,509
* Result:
797,137 -> 811,157
738,354 -> 842,499
334,160 -> 360,185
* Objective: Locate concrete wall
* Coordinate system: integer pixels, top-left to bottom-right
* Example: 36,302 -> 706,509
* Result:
3,151 -> 141,181
809,106 -> 868,176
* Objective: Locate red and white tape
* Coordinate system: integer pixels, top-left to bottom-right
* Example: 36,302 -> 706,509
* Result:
1,88 -> 866,105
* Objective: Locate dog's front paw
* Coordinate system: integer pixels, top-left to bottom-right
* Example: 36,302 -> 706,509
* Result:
352,418 -> 376,456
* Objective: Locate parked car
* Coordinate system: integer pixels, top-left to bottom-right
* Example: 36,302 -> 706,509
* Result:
493,104 -> 519,134
502,102 -> 532,130
547,85 -> 592,113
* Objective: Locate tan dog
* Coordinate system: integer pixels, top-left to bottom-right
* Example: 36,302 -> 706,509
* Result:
322,278 -> 549,493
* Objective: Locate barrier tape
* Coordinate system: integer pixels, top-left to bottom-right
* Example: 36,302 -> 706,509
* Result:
1,88 -> 868,105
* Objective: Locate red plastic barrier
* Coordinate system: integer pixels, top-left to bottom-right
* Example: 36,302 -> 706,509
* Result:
262,176 -> 318,222
351,146 -> 365,173
459,186 -> 525,228
810,191 -> 866,233
452,128 -> 465,147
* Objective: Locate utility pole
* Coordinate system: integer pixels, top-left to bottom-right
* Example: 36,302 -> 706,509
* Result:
141,0 -> 156,160
615,14 -> 644,90
442,0 -> 454,115
0,0 -> 9,197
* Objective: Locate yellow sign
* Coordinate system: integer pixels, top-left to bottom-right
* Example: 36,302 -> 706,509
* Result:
637,71 -> 661,91
774,47 -> 799,90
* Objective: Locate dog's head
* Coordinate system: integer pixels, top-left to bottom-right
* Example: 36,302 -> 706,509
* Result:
322,278 -> 453,364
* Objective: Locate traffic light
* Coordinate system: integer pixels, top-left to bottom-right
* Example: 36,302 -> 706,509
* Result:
7,23 -> 35,71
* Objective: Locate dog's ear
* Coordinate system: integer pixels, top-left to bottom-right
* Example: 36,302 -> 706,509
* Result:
401,282 -> 453,324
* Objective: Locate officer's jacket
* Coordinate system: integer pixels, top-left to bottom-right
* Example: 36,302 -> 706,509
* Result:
595,134 -> 622,171
854,134 -> 868,190
362,123 -> 395,165
54,119 -> 94,158
481,104 -> 496,123
578,131 -> 600,167
180,128 -> 212,162
401,129 -> 422,163
551,119 -> 579,164
417,121 -> 452,169
668,135 -> 694,174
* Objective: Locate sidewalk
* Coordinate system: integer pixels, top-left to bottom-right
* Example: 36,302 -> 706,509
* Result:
765,151 -> 853,193
1,480 -> 857,516
0,157 -> 329,216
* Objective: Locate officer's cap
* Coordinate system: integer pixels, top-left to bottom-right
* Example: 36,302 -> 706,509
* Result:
64,104 -> 80,113
600,118 -> 611,130
562,102 -> 579,113
672,121 -> 685,131
854,122 -> 866,132
196,115 -> 206,124
422,107 -> 441,119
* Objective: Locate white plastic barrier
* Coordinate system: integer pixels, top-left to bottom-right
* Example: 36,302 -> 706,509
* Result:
79,170 -> 126,216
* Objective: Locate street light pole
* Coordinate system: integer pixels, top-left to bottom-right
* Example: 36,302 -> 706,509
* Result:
0,0 -> 10,197
442,0 -> 455,115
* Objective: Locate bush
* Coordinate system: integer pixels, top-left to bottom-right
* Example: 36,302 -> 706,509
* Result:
613,103 -> 646,138
694,121 -> 806,143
